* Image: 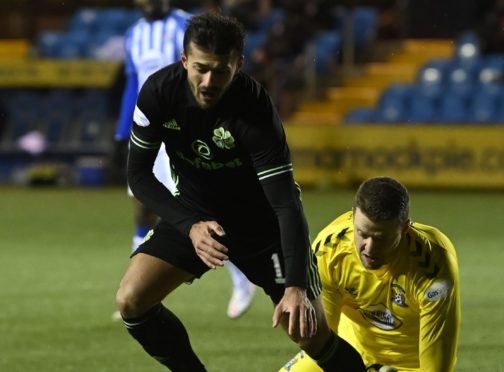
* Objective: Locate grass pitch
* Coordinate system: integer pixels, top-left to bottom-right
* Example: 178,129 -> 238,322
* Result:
0,187 -> 503,371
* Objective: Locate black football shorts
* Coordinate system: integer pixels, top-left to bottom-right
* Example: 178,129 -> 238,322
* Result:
133,220 -> 321,304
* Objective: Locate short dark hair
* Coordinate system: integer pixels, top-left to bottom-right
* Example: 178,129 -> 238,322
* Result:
183,12 -> 245,56
353,176 -> 410,224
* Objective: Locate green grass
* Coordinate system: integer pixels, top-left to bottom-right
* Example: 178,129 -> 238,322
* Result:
0,187 -> 503,371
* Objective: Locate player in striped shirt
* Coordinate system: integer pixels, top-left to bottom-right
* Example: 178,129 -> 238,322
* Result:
114,12 -> 366,371
280,177 -> 461,372
113,0 -> 255,320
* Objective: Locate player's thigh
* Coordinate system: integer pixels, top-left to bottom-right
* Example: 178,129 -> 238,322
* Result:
134,220 -> 210,279
118,221 -> 210,314
118,253 -> 192,310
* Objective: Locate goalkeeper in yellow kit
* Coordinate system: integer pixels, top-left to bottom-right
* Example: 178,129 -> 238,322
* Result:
280,177 -> 460,372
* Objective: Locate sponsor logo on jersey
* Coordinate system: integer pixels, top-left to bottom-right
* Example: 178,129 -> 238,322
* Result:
191,140 -> 212,160
391,283 -> 408,307
133,105 -> 150,127
177,151 -> 243,170
360,304 -> 402,330
212,127 -> 235,150
162,119 -> 180,130
424,279 -> 452,301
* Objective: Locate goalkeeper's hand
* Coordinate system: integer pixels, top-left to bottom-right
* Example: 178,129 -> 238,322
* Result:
367,364 -> 398,372
112,139 -> 129,170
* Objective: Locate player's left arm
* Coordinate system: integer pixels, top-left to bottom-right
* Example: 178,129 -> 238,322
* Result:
239,85 -> 315,337
417,246 -> 461,372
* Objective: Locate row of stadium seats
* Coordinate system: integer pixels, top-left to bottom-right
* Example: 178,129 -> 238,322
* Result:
37,8 -> 141,59
344,32 -> 504,124
1,89 -> 112,147
243,7 -> 377,75
36,5 -> 377,73
346,85 -> 504,123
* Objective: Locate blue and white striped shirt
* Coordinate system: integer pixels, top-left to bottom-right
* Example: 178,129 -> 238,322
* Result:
115,9 -> 191,140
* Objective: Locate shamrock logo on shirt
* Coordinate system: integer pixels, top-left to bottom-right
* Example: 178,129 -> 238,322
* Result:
212,127 -> 235,150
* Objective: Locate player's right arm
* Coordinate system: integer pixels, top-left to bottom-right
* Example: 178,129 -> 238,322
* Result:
127,77 -> 205,237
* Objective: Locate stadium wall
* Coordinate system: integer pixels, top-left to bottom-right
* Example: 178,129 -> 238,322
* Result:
285,125 -> 504,189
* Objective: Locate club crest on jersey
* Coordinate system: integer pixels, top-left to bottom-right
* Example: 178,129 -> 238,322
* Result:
133,105 -> 150,127
391,283 -> 408,308
360,304 -> 402,330
212,127 -> 235,150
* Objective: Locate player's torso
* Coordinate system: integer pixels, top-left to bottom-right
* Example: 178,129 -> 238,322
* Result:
319,215 -> 423,366
337,247 -> 421,340
163,104 -> 254,182
156,81 -> 274,225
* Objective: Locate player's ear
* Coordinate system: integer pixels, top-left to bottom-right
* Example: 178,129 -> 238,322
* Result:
181,51 -> 188,69
237,54 -> 244,70
402,219 -> 411,233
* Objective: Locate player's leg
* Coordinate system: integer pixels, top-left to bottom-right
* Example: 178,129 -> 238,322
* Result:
235,243 -> 365,371
115,222 -> 210,371
224,260 -> 256,318
280,296 -> 366,372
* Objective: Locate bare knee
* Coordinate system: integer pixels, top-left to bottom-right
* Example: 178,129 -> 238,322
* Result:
115,282 -> 150,319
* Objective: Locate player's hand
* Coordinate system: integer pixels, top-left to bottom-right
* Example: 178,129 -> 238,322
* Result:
272,286 -> 317,339
189,221 -> 228,269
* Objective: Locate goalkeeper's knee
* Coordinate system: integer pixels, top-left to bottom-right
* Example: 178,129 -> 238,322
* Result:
279,351 -> 321,372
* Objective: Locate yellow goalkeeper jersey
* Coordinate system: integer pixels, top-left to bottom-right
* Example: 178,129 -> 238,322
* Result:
314,211 -> 461,372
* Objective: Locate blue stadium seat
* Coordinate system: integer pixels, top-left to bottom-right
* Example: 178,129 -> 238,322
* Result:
375,84 -> 413,122
469,89 -> 498,123
415,59 -> 452,99
407,91 -> 438,123
313,31 -> 341,74
334,6 -> 378,49
478,54 -> 504,96
343,107 -> 376,124
36,31 -> 66,58
454,31 -> 482,70
439,95 -> 469,123
57,32 -> 92,59
68,8 -> 100,34
446,64 -> 477,99
243,31 -> 267,63
96,8 -> 137,35
352,7 -> 378,48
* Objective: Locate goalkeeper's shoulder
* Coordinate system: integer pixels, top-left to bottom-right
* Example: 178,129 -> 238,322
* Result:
312,211 -> 354,256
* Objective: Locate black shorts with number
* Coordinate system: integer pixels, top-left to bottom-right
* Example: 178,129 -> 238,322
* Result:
133,220 -> 322,304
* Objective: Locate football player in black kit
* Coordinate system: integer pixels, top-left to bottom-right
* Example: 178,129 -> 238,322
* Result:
115,12 -> 366,372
